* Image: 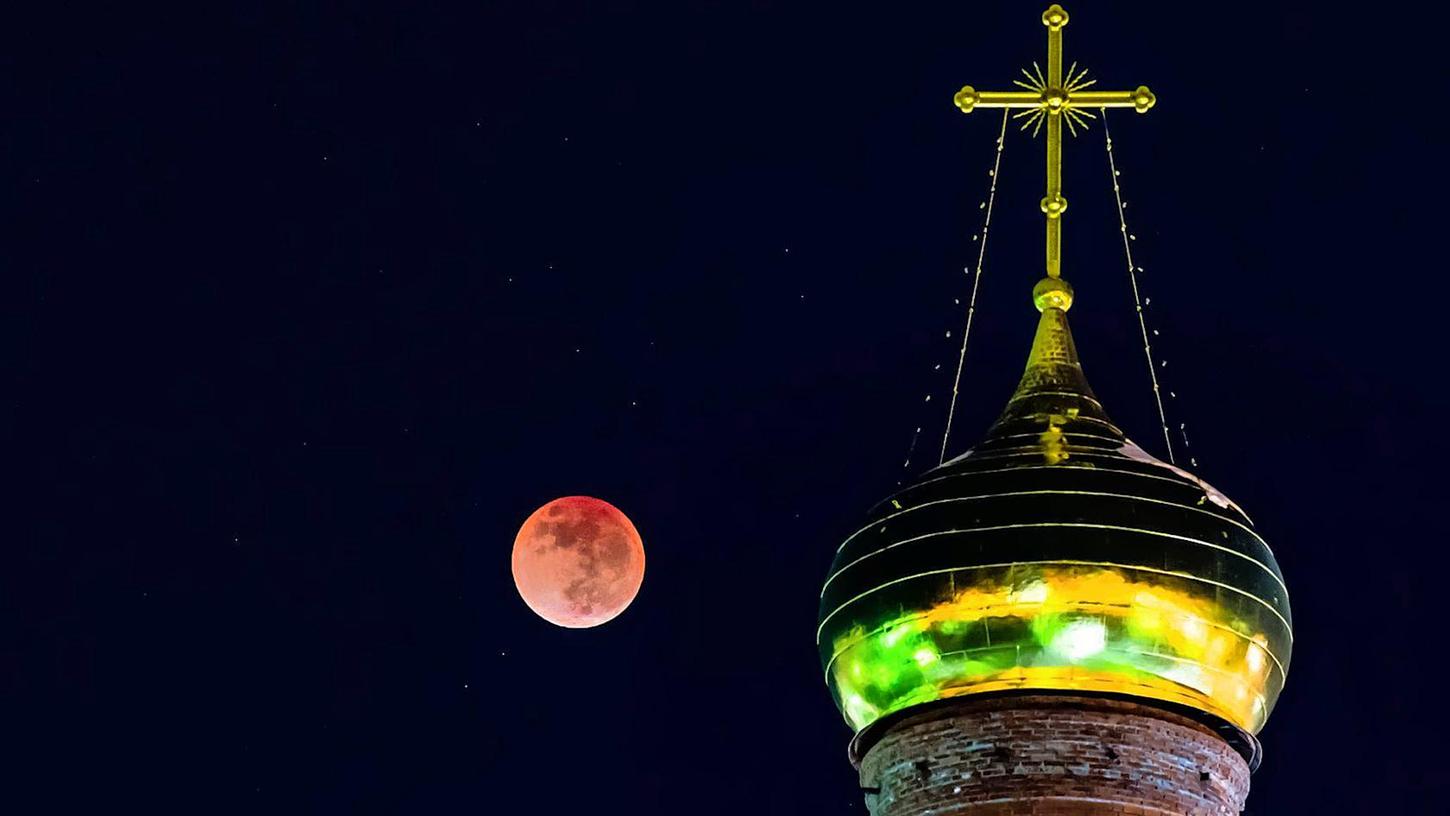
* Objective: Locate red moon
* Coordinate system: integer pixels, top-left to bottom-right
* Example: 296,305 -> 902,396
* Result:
511,496 -> 645,628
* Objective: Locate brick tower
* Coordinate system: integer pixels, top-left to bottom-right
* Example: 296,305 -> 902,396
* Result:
816,7 -> 1291,814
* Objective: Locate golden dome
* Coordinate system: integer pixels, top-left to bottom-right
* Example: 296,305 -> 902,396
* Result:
817,285 -> 1291,745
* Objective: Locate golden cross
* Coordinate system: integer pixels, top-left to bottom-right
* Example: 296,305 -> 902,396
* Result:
954,4 -> 1155,294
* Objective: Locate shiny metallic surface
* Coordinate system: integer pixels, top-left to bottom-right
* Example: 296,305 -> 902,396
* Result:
818,298 -> 1291,736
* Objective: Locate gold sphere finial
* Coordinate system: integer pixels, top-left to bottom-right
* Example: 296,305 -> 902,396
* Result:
1132,85 -> 1157,113
1039,194 -> 1067,219
1042,4 -> 1069,30
1033,277 -> 1074,312
954,85 -> 979,113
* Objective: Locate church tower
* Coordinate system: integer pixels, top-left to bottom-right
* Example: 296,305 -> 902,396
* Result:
817,7 -> 1290,814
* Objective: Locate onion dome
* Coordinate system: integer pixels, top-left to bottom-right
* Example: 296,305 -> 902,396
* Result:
817,279 -> 1291,744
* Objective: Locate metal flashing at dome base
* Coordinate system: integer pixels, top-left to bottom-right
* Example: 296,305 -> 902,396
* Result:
818,290 -> 1292,739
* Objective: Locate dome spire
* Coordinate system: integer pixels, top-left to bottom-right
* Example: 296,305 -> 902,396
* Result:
1003,277 -> 1105,420
946,0 -> 1155,463
969,276 -> 1121,467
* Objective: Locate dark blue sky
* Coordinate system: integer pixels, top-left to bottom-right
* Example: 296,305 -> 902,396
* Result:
10,1 -> 1440,812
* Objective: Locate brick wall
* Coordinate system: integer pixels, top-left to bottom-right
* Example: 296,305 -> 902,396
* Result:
857,695 -> 1251,815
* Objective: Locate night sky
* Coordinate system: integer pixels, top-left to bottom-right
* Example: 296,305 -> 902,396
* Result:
12,2 -> 1442,812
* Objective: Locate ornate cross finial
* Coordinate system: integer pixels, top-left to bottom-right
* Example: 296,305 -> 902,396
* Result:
953,4 -> 1155,294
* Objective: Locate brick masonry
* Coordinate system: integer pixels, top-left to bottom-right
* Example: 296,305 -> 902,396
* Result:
857,695 -> 1251,815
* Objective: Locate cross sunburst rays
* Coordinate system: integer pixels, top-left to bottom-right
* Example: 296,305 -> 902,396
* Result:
1061,61 -> 1098,136
1011,61 -> 1099,138
1011,61 -> 1048,136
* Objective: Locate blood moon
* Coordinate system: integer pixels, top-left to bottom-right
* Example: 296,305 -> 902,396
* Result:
511,496 -> 645,628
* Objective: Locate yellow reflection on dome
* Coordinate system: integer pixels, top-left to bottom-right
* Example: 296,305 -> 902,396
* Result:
827,566 -> 1285,734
